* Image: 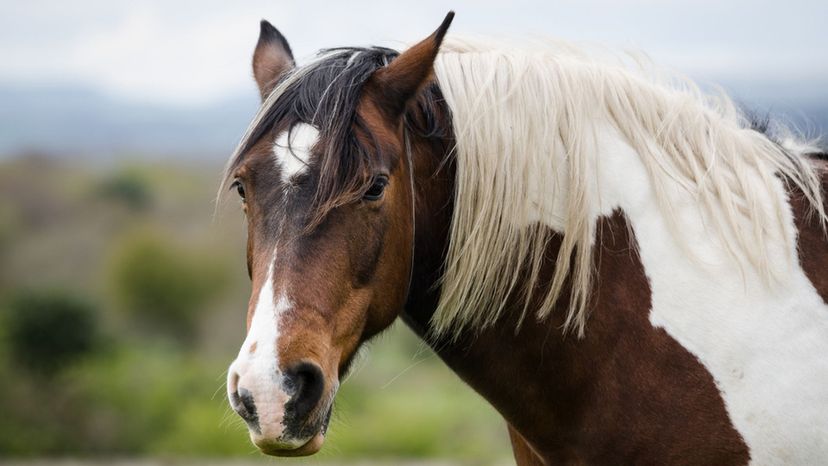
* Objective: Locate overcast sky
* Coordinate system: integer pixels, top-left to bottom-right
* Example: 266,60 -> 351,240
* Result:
2,0 -> 827,107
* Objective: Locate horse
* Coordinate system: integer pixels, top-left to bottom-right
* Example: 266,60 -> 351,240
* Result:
222,12 -> 828,464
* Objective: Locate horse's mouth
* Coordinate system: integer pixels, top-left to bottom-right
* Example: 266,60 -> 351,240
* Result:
256,406 -> 333,457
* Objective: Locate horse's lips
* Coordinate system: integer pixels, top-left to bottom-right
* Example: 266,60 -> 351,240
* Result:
255,405 -> 333,457
256,431 -> 326,457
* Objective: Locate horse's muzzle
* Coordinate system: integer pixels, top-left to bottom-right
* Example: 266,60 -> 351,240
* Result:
227,359 -> 333,456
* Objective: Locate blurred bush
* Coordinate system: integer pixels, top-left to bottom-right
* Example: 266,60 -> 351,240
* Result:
59,344 -> 246,455
95,169 -> 153,211
0,200 -> 17,290
108,231 -> 228,343
2,289 -> 99,376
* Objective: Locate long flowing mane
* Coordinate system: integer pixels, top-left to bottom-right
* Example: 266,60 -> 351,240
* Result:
431,37 -> 826,338
222,36 -> 827,340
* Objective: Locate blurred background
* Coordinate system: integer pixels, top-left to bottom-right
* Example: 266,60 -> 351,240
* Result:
0,1 -> 825,464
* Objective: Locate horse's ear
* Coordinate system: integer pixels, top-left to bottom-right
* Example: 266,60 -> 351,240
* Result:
369,12 -> 454,119
253,20 -> 295,100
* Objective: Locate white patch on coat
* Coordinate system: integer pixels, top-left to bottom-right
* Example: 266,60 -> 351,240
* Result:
540,123 -> 828,464
273,123 -> 319,183
627,174 -> 828,463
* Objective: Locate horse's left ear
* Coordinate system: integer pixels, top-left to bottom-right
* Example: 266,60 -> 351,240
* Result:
253,20 -> 295,100
368,11 -> 454,119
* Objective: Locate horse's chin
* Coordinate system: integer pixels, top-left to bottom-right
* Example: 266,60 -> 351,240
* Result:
254,432 -> 325,457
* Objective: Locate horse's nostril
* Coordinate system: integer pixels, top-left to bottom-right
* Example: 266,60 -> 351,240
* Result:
234,387 -> 258,424
284,362 -> 325,421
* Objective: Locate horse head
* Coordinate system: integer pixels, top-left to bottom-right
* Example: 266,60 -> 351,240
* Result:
224,13 -> 454,456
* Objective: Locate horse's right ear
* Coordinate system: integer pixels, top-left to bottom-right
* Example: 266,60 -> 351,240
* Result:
252,20 -> 295,100
368,12 -> 454,120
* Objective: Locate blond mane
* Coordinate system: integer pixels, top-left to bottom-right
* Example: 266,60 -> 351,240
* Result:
430,36 -> 826,339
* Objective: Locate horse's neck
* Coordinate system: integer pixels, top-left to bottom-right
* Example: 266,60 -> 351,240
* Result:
402,182 -> 751,462
403,116 -> 828,462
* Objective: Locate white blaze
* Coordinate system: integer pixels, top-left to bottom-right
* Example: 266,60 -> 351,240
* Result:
273,123 -> 319,183
227,251 -> 304,447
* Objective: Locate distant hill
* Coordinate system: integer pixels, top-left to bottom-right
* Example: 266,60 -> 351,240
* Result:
0,83 -> 259,161
0,82 -> 825,161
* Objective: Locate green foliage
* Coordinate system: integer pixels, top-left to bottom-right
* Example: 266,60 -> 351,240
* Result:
109,231 -> 227,342
329,368 -> 506,459
96,169 -> 153,211
322,327 -> 509,461
2,289 -> 99,376
61,345 -> 247,454
0,343 -> 250,456
148,391 -> 251,456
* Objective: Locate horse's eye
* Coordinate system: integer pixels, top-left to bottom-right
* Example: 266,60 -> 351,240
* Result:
231,180 -> 246,200
363,175 -> 388,201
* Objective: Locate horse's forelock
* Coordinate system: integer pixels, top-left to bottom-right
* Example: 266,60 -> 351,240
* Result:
221,46 -> 402,229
